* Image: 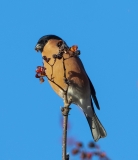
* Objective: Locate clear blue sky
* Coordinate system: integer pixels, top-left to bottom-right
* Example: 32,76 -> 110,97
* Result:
0,0 -> 138,160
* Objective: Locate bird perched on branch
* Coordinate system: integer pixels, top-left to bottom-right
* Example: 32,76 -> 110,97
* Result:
35,35 -> 107,141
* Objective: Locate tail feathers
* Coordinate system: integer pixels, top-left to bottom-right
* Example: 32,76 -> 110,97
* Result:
86,113 -> 107,142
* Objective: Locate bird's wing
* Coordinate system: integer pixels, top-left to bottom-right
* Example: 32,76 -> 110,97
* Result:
87,76 -> 100,110
77,57 -> 100,110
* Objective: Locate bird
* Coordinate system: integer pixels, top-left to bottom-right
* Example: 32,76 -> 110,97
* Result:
35,35 -> 107,141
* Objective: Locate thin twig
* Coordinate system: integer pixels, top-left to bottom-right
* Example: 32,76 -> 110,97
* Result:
46,75 -> 66,93
61,94 -> 72,160
47,58 -> 56,79
44,57 -> 66,92
62,57 -> 67,80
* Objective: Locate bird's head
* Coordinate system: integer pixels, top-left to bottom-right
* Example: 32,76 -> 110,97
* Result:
35,35 -> 63,53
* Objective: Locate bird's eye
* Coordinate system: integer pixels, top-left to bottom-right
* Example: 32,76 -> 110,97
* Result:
44,40 -> 48,44
57,41 -> 63,47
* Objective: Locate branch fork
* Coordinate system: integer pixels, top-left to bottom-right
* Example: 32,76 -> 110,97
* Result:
61,95 -> 72,116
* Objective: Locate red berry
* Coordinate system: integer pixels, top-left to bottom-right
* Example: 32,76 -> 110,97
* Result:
80,152 -> 87,159
87,153 -> 93,159
100,152 -> 106,158
72,149 -> 79,155
76,142 -> 83,148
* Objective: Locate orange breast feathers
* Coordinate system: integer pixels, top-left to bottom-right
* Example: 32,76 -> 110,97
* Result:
41,40 -> 89,97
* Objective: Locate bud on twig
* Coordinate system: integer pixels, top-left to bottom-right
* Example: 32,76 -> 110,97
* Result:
53,54 -> 58,59
43,56 -> 51,63
39,77 -> 45,83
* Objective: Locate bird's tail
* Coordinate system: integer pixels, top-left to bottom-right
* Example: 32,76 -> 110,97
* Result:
86,113 -> 107,142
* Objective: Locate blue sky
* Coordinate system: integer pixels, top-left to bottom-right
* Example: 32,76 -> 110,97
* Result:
0,0 -> 138,160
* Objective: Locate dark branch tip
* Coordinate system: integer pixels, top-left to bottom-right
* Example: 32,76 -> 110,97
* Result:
52,54 -> 58,59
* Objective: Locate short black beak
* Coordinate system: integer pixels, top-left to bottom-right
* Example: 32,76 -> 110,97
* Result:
35,44 -> 43,52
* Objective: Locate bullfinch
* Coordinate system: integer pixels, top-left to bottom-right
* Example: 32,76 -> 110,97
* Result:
35,35 -> 107,141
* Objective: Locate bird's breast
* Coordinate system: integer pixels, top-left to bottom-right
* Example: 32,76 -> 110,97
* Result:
43,56 -> 89,100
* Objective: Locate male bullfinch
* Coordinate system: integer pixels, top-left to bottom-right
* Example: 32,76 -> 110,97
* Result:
35,35 -> 107,142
